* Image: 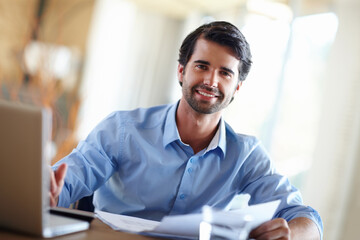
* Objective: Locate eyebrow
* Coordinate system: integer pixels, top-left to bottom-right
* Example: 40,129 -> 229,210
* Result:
194,60 -> 235,75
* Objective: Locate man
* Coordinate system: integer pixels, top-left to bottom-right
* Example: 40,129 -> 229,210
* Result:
51,21 -> 323,239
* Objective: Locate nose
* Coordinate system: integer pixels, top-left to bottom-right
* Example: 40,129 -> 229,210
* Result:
203,71 -> 219,88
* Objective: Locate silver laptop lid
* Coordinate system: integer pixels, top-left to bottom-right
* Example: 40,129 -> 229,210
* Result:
0,99 -> 52,236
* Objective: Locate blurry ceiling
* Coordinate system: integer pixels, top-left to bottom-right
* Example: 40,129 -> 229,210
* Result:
129,0 -> 332,19
130,0 -> 278,18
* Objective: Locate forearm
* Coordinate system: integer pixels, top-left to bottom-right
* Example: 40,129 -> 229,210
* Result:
288,217 -> 321,240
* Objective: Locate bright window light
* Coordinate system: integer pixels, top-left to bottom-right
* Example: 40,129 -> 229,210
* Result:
225,12 -> 338,189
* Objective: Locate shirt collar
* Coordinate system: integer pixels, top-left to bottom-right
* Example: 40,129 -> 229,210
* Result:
163,101 -> 181,147
207,117 -> 226,156
163,101 -> 227,156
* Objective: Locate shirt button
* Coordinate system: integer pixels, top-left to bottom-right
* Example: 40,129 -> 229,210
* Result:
180,194 -> 186,199
190,158 -> 194,163
187,168 -> 193,173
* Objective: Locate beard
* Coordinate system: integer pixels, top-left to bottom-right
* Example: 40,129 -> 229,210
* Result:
182,81 -> 235,114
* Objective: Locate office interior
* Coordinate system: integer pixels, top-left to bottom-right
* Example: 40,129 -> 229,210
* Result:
0,0 -> 359,239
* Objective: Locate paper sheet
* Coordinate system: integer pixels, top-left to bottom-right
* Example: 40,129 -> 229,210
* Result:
96,200 -> 280,239
95,210 -> 160,233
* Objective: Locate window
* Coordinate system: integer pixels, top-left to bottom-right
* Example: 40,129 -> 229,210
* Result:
225,12 -> 338,189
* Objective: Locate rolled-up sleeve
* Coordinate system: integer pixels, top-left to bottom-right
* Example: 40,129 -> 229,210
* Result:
239,143 -> 323,239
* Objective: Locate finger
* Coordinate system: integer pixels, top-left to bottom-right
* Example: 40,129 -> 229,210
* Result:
49,166 -> 57,195
55,163 -> 68,187
51,163 -> 67,198
251,218 -> 288,234
54,163 -> 67,196
49,192 -> 56,207
253,228 -> 290,240
249,218 -> 289,239
49,163 -> 67,207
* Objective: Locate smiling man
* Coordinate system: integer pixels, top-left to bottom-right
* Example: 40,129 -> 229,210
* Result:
177,38 -> 242,153
51,21 -> 323,239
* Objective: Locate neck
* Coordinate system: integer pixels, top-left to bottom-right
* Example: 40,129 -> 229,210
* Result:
176,98 -> 221,154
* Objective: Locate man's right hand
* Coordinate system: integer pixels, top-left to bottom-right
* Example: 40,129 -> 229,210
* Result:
49,163 -> 67,207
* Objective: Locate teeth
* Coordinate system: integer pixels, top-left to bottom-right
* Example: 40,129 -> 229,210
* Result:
199,91 -> 215,97
199,91 -> 214,97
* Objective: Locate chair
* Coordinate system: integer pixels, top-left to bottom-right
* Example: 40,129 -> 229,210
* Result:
76,194 -> 94,212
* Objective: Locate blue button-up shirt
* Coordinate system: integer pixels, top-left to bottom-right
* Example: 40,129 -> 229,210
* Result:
53,101 -> 323,237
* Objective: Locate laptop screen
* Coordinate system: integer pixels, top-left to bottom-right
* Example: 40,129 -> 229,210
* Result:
0,100 -> 52,235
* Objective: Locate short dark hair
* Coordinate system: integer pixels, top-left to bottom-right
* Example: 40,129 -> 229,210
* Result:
178,21 -> 252,82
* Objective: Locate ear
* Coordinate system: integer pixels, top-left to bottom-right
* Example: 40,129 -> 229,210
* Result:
234,81 -> 242,94
177,64 -> 185,84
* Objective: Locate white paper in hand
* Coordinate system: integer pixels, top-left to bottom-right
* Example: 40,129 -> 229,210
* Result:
96,200 -> 280,239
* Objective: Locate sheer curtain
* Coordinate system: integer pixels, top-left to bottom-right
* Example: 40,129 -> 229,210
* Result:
302,0 -> 360,239
77,0 -> 182,139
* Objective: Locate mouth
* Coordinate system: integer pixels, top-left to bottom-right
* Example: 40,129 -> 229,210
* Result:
197,90 -> 217,98
194,85 -> 221,99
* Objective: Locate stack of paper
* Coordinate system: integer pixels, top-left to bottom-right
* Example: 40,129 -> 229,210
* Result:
96,200 -> 280,239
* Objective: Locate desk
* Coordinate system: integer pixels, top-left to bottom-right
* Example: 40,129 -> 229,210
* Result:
0,219 -> 164,240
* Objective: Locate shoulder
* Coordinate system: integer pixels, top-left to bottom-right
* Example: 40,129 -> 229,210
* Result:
223,123 -> 277,180
84,103 -> 174,152
225,122 -> 260,149
224,122 -> 272,165
105,103 -> 173,127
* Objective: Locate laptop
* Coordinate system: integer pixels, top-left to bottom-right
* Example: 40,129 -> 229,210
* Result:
0,99 -> 91,237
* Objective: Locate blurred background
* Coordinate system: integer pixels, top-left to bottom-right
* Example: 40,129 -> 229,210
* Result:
0,0 -> 359,239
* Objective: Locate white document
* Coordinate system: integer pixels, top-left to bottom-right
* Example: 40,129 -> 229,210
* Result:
95,210 -> 160,232
96,200 -> 280,239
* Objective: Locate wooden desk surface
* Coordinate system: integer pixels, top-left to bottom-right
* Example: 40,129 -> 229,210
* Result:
0,219 -> 164,240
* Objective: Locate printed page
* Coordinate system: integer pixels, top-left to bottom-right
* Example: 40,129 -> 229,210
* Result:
149,200 -> 280,237
95,210 -> 159,233
96,200 -> 280,239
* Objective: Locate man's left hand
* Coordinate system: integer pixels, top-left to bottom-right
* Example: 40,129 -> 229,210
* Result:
249,218 -> 290,240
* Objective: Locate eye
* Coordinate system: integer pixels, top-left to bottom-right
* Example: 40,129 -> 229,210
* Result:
195,64 -> 208,70
220,71 -> 232,78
